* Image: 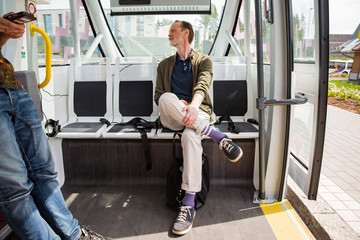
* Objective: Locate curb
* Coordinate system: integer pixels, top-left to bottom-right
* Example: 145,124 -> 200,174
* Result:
286,178 -> 359,240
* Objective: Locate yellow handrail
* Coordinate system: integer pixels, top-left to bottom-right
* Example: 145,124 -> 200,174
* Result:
30,22 -> 51,89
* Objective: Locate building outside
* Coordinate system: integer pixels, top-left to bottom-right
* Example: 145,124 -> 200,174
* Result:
330,24 -> 360,80
350,43 -> 360,81
329,34 -> 352,58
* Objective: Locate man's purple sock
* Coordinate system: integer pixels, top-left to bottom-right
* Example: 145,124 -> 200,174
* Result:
182,192 -> 195,208
201,125 -> 225,143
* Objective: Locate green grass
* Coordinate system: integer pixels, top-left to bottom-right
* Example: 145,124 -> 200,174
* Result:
328,81 -> 360,104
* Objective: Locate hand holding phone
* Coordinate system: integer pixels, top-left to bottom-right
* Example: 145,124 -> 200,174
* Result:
4,11 -> 37,24
0,13 -> 26,39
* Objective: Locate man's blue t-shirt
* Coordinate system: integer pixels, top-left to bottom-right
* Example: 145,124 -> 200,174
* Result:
171,52 -> 193,103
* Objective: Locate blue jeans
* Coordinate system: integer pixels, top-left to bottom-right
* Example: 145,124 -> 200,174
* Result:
0,88 -> 81,240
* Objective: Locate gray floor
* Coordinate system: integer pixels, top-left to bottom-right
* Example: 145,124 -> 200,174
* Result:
62,185 -> 276,240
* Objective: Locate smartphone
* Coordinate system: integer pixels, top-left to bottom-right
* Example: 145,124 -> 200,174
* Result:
4,11 -> 37,24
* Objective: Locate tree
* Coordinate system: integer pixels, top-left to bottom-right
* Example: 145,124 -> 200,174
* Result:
159,19 -> 173,26
293,13 -> 306,39
199,3 -> 219,39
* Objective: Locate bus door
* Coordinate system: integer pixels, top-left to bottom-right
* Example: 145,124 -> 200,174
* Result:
286,0 -> 329,200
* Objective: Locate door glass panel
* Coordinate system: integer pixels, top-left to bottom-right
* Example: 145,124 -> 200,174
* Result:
292,0 -> 315,61
289,0 -> 316,168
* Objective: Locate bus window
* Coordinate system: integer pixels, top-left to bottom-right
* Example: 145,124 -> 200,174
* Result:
36,0 -> 99,66
230,1 -> 248,58
100,0 -> 225,60
292,0 -> 315,61
231,0 -> 271,63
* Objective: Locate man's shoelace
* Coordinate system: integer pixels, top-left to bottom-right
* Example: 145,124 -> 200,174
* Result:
176,206 -> 192,222
220,138 -> 234,152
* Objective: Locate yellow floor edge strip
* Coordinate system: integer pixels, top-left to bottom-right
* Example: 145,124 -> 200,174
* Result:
283,200 -> 315,240
260,199 -> 315,240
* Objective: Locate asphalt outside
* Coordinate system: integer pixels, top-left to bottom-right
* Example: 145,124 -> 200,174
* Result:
288,105 -> 360,239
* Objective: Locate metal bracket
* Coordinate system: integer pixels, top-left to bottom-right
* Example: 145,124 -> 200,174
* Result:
253,190 -> 277,204
256,97 -> 267,110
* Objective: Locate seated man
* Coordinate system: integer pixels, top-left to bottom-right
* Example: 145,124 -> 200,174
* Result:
154,20 -> 243,236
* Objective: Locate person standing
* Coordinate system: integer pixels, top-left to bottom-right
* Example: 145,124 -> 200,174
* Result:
154,20 -> 243,235
0,13 -> 108,240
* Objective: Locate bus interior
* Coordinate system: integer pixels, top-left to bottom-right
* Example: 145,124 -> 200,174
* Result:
0,0 -> 329,239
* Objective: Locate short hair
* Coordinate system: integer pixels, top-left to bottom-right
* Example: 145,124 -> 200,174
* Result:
174,20 -> 194,44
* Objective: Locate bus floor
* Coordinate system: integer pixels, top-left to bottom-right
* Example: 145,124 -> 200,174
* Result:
58,184 -> 314,240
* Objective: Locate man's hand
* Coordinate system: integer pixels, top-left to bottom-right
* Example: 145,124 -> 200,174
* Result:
181,93 -> 203,127
182,103 -> 198,127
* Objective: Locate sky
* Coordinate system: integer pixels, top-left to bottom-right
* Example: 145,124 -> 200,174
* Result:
37,0 -> 360,35
329,0 -> 360,34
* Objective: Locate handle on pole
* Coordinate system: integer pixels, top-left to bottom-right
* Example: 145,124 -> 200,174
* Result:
30,22 -> 51,89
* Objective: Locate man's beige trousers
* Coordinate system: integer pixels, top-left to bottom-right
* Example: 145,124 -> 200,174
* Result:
159,92 -> 210,192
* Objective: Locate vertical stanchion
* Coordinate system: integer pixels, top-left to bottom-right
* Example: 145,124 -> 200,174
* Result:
254,0 -> 266,200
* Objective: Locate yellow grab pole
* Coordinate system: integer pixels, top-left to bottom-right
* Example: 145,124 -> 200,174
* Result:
30,22 -> 52,89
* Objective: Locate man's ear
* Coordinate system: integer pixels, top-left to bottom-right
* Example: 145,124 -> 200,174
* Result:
184,29 -> 190,41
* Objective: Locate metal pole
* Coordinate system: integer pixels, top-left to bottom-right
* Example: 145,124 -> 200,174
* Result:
255,0 -> 266,200
70,0 -> 81,62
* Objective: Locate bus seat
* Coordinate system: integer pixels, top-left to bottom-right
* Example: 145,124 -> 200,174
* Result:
60,57 -> 258,187
56,58 -> 113,138
211,57 -> 258,139
15,71 -> 43,121
102,57 -> 157,139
